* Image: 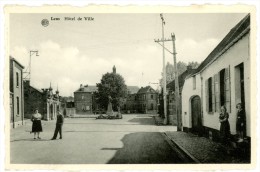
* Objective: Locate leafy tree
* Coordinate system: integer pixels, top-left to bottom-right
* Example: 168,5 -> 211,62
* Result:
96,72 -> 127,111
159,61 -> 200,87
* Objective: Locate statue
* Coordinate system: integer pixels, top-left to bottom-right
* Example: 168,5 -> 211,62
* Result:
106,95 -> 114,116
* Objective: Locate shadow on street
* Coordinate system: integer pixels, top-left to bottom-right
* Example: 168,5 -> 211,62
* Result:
106,132 -> 184,164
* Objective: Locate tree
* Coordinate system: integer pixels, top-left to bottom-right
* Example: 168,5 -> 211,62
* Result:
159,61 -> 200,87
96,72 -> 127,111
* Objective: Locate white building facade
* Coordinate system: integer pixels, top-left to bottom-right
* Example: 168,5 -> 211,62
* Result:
181,14 -> 250,140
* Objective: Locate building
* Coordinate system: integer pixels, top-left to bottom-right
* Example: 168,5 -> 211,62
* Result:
135,86 -> 158,114
124,86 -> 159,114
24,81 -> 61,120
10,57 -> 24,128
166,65 -> 196,125
181,14 -> 250,140
124,86 -> 139,113
60,96 -> 75,117
74,84 -> 97,114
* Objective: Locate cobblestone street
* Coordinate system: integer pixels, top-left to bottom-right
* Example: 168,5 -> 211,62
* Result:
10,114 -> 182,164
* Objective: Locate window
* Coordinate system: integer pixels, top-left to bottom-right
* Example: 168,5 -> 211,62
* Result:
151,103 -> 154,110
218,69 -> 225,106
193,76 -> 196,90
151,95 -> 153,99
81,95 -> 84,100
206,67 -> 231,114
16,72 -> 19,87
206,77 -> 213,113
16,97 -> 19,115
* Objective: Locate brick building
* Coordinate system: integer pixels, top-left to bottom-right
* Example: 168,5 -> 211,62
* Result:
136,86 -> 158,114
166,66 -> 196,125
24,81 -> 61,120
122,86 -> 139,113
74,84 -> 97,114
10,57 -> 24,128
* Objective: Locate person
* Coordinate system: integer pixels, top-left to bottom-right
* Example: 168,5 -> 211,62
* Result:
236,103 -> 246,142
31,109 -> 43,139
51,109 -> 64,140
219,106 -> 230,145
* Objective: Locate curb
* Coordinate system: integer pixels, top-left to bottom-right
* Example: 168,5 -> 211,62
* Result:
162,132 -> 200,163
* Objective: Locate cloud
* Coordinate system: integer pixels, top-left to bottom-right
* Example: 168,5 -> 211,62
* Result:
10,40 -> 162,96
10,37 -> 220,96
176,38 -> 220,63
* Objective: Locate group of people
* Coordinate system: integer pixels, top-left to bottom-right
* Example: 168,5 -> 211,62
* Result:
31,109 -> 64,140
219,103 -> 246,145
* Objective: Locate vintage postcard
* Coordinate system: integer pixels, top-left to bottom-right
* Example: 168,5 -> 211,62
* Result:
4,4 -> 257,170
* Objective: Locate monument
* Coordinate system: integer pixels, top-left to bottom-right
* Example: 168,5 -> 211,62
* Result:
106,95 -> 114,116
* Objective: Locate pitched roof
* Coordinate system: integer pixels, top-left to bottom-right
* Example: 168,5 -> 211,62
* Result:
127,86 -> 139,94
137,86 -> 156,94
74,85 -> 97,93
167,68 -> 197,91
191,14 -> 250,76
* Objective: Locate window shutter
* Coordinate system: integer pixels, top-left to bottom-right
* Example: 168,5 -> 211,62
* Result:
205,79 -> 208,112
225,66 -> 231,113
212,76 -> 215,112
215,73 -> 220,112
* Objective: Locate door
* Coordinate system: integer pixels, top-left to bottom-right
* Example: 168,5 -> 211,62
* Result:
191,96 -> 202,134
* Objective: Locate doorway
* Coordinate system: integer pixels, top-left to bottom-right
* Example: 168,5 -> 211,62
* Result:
191,96 -> 202,134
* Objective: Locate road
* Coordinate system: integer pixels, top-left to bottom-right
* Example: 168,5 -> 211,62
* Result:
10,114 -> 182,164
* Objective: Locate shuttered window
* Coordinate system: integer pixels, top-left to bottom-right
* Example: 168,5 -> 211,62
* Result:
206,77 -> 213,113
205,79 -> 208,112
214,74 -> 220,112
225,66 -> 231,113
212,76 -> 215,112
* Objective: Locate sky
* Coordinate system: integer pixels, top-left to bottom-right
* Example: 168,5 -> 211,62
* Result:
9,13 -> 247,96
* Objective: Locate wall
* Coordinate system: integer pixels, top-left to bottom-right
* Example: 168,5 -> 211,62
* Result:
201,33 -> 250,136
24,82 -> 45,119
74,92 -> 93,114
10,61 -> 24,128
181,74 -> 202,129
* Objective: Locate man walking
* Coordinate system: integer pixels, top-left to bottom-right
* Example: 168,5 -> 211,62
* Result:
51,109 -> 64,140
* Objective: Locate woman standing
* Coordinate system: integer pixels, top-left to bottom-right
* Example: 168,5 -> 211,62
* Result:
236,103 -> 246,142
219,106 -> 230,145
31,109 -> 43,139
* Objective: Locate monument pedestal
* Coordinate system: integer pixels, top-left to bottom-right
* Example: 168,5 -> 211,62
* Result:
106,102 -> 114,116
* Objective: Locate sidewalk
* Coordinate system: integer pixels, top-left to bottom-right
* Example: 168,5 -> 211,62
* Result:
153,115 -> 250,163
164,131 -> 250,163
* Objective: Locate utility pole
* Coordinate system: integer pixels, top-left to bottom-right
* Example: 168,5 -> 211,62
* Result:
154,14 -> 169,125
171,33 -> 181,131
154,15 -> 182,128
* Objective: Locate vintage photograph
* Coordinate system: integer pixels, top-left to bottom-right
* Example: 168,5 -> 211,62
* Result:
6,6 -> 255,167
